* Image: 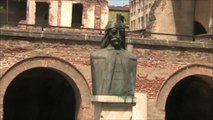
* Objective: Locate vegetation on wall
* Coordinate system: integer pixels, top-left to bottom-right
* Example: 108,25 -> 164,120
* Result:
0,6 -> 6,13
109,10 -> 129,25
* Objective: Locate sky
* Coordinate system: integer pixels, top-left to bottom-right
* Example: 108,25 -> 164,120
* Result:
108,0 -> 129,6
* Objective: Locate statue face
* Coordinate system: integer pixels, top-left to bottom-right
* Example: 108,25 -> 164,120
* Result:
108,27 -> 124,49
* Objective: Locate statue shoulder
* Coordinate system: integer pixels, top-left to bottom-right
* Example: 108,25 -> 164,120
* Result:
91,49 -> 108,58
123,50 -> 137,60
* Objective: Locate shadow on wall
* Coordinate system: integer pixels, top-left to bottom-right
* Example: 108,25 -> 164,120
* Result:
194,21 -> 207,35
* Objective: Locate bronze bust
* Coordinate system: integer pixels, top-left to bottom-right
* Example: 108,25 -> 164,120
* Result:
91,14 -> 137,96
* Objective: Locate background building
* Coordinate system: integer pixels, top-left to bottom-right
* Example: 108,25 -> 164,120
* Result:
129,0 -> 155,31
0,0 -> 108,29
108,5 -> 129,26
129,0 -> 213,40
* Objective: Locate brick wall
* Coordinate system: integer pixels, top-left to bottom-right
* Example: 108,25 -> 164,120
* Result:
0,38 -> 95,87
0,34 -> 212,119
135,46 -> 213,98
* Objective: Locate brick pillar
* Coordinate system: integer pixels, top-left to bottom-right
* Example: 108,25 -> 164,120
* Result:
49,1 -> 59,26
100,3 -> 108,29
26,0 -> 35,25
60,0 -> 72,27
83,3 -> 95,28
95,4 -> 101,29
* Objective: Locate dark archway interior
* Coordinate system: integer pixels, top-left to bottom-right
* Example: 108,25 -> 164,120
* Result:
0,0 -> 26,26
3,68 -> 76,120
194,21 -> 207,35
35,2 -> 49,27
166,76 -> 213,120
72,3 -> 83,28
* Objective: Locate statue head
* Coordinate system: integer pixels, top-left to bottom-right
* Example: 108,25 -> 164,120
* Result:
101,14 -> 126,50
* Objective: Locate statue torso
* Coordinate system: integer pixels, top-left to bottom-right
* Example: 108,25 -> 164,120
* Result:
91,47 -> 137,96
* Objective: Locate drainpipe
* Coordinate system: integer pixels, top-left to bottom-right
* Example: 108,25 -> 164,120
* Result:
58,0 -> 61,26
192,0 -> 196,40
6,0 -> 8,25
210,0 -> 213,34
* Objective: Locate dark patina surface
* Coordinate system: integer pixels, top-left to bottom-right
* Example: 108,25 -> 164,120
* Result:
91,14 -> 137,96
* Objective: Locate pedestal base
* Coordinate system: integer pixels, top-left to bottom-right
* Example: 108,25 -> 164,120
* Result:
91,95 -> 136,120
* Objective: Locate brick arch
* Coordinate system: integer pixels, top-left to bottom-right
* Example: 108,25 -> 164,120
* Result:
156,64 -> 213,110
0,56 -> 92,120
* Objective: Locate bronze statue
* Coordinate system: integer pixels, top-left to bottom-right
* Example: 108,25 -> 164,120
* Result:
91,14 -> 137,96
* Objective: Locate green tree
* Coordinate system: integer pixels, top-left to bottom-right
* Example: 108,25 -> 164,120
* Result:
0,6 -> 6,13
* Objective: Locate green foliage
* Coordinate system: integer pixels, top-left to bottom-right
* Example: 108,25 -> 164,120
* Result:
109,11 -> 129,25
0,6 -> 6,13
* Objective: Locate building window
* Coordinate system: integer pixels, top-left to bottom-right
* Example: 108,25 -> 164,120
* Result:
133,20 -> 135,30
35,2 -> 49,27
130,21 -> 133,30
141,16 -> 144,28
146,14 -> 149,26
72,3 -> 83,28
131,1 -> 133,7
140,0 -> 143,9
130,1 -> 134,11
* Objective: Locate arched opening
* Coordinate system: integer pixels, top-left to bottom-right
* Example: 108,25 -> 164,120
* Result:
0,56 -> 92,119
194,21 -> 207,35
3,67 -> 77,120
35,2 -> 49,27
71,3 -> 83,28
166,75 -> 213,120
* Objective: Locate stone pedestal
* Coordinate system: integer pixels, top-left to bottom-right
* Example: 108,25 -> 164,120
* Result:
91,95 -> 136,120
